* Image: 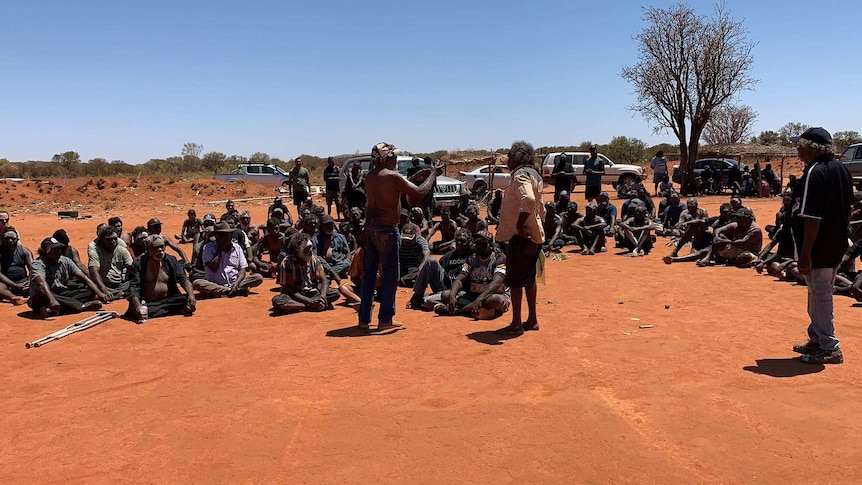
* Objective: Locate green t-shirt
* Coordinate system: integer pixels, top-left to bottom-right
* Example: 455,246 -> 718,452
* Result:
291,167 -> 310,193
88,243 -> 133,287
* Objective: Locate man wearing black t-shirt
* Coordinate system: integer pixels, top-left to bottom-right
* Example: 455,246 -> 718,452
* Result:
323,157 -> 342,220
790,127 -> 853,365
406,229 -> 474,311
551,153 -> 575,202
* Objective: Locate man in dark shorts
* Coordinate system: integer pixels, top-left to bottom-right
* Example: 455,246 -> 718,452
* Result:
323,157 -> 341,219
495,141 -> 544,335
291,157 -> 311,207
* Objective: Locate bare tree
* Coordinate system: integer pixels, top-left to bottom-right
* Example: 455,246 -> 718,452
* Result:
621,2 -> 757,193
778,122 -> 810,146
703,105 -> 757,145
182,142 -> 203,158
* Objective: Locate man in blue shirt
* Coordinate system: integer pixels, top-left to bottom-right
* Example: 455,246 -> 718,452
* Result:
583,145 -> 604,200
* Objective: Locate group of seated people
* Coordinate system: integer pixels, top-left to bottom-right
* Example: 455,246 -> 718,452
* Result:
543,188 -> 763,265
0,188 -> 515,322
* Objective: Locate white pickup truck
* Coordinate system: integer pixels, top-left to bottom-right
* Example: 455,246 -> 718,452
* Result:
213,163 -> 291,187
541,151 -> 646,189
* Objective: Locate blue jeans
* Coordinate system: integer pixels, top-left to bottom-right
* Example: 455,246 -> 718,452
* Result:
412,259 -> 446,296
804,267 -> 840,351
359,222 -> 400,324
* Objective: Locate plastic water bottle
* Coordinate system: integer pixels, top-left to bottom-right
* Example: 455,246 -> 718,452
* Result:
138,300 -> 148,324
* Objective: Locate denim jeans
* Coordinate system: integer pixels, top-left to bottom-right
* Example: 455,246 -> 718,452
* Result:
804,267 -> 840,351
359,222 -> 400,324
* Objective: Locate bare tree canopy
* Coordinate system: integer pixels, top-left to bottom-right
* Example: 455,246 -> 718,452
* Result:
778,122 -> 810,145
703,105 -> 757,145
621,2 -> 757,193
181,142 -> 204,158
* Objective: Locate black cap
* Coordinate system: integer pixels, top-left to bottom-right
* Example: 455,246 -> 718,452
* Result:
790,127 -> 832,145
147,218 -> 162,227
51,229 -> 70,245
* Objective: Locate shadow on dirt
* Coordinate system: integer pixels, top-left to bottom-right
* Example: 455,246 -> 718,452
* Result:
743,358 -> 824,377
465,330 -> 522,346
326,325 -> 404,338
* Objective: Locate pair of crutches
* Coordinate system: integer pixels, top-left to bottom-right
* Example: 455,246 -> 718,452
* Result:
25,311 -> 118,349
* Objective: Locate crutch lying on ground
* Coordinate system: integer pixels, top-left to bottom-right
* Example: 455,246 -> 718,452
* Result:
26,311 -> 118,349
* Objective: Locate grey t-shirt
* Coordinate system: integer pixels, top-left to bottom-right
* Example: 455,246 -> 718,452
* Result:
30,255 -> 81,296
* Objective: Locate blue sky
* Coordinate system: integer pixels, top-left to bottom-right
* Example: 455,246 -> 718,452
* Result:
1,0 -> 859,163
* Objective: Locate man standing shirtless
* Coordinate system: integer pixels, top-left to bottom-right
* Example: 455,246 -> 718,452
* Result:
358,142 -> 438,331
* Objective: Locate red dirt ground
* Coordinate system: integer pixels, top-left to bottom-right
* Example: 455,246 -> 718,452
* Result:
2,173 -> 861,484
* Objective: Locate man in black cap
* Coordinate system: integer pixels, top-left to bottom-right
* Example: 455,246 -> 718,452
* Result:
147,218 -> 188,264
790,127 -> 853,364
397,224 -> 430,287
29,236 -> 108,318
192,221 -> 263,297
710,207 -> 762,266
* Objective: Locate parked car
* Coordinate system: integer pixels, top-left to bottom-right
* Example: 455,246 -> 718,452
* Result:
457,165 -> 511,195
338,154 -> 467,211
671,158 -> 749,188
541,152 -> 646,188
839,143 -> 862,188
213,163 -> 291,187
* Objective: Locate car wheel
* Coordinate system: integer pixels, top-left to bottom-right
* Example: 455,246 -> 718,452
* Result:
472,180 -> 488,197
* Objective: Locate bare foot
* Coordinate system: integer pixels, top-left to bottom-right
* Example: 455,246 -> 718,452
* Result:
523,320 -> 539,331
377,320 -> 403,330
10,296 -> 28,306
496,324 -> 524,336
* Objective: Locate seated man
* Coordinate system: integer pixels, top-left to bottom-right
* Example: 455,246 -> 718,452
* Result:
662,219 -> 713,265
574,202 -> 607,255
407,228 -> 475,311
29,236 -> 108,318
596,192 -> 617,246
252,217 -> 285,277
398,224 -> 430,287
434,230 -> 510,320
548,208 -> 582,252
428,207 -> 458,255
617,205 -> 655,256
409,207 -> 430,239
0,226 -> 32,305
130,226 -> 149,258
554,191 -> 578,217
52,228 -> 87,273
108,216 -> 133,247
87,225 -> 133,300
663,196 -> 709,244
486,189 -> 503,225
463,203 -> 488,235
237,210 -> 260,247
702,208 -> 762,267
314,215 -> 350,277
174,209 -> 202,244
126,235 -> 196,322
656,193 -> 687,237
272,232 -> 340,313
147,218 -> 188,263
192,221 -> 263,297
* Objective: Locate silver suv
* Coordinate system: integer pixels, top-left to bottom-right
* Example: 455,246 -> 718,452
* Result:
338,154 -> 467,212
839,143 -> 862,188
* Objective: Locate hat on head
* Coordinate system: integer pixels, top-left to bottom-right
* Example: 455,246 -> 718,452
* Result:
41,237 -> 65,251
203,213 -> 216,223
730,195 -> 741,203
3,228 -> 19,238
274,196 -> 282,202
400,208 -> 409,217
735,207 -> 753,218
371,142 -> 398,162
272,206 -> 284,215
559,190 -> 569,197
239,210 -> 251,219
589,144 -> 597,150
474,230 -> 494,242
212,221 -> 234,233
320,215 -> 335,225
51,229 -> 70,245
686,197 -> 698,207
147,218 -> 162,227
599,191 -> 609,198
790,127 -> 832,145
401,224 -> 417,241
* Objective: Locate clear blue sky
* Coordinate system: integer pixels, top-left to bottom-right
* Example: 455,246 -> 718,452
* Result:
1,0 -> 859,163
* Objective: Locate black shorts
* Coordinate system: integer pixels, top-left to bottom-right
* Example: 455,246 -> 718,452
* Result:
325,189 -> 339,204
503,235 -> 541,287
293,189 -> 309,206
585,185 -> 601,198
